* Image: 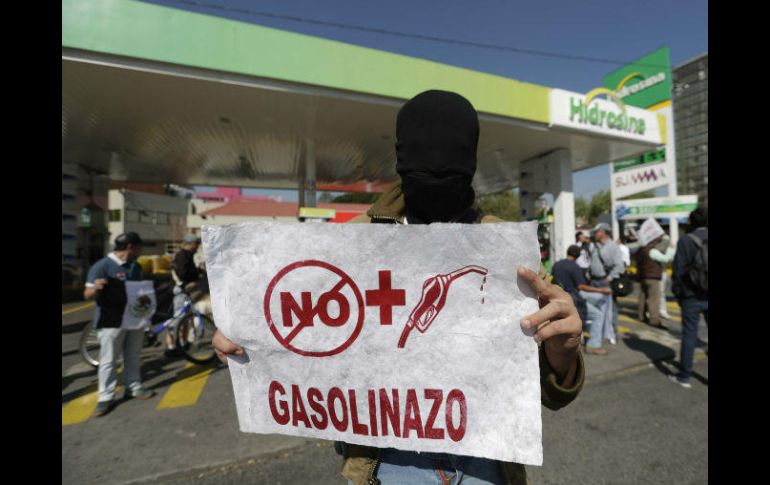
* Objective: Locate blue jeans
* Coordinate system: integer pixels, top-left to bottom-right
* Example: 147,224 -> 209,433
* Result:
590,280 -> 618,334
363,449 -> 504,485
580,291 -> 613,349
678,297 -> 708,381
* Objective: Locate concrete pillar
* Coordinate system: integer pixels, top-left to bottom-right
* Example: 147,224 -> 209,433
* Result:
519,148 -> 575,263
544,151 -> 575,262
305,138 -> 316,208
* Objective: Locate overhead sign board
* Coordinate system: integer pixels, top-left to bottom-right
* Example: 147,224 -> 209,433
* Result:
611,147 -> 672,198
616,195 -> 698,220
603,47 -> 673,110
549,88 -> 664,145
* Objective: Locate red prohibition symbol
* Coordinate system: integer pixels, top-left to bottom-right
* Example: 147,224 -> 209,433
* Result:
264,260 -> 365,357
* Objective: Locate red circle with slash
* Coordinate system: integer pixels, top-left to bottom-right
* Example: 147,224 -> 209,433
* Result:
264,260 -> 365,357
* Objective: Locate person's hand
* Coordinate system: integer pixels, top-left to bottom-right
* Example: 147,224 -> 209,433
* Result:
93,278 -> 107,291
600,287 -> 611,295
518,267 -> 582,386
213,329 -> 244,366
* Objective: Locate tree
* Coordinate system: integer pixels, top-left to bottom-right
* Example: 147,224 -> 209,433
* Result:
475,190 -> 519,221
575,197 -> 590,225
575,190 -> 612,226
588,190 -> 612,226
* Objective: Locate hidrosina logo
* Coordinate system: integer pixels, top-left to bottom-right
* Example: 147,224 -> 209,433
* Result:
569,87 -> 646,135
614,71 -> 666,100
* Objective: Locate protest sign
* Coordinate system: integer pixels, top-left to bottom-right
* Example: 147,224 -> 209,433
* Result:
637,217 -> 665,246
202,221 -> 543,465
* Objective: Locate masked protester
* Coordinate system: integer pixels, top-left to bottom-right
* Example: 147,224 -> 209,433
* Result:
212,90 -> 584,485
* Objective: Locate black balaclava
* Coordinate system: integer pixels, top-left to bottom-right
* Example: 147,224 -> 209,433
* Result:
395,90 -> 479,224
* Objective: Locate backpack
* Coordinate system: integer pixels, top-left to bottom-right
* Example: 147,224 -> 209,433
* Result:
686,233 -> 708,294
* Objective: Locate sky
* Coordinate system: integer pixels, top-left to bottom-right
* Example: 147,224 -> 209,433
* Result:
155,0 -> 709,201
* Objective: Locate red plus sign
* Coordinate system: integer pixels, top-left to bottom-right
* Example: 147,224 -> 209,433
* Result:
365,270 -> 406,325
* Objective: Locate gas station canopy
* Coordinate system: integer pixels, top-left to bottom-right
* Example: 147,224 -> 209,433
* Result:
63,0 -> 660,195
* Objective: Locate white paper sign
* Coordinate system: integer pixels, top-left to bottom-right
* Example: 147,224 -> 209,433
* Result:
638,217 -> 665,246
121,280 -> 156,330
202,221 -> 543,465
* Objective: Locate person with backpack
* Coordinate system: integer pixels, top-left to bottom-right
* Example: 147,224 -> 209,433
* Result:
670,208 -> 708,388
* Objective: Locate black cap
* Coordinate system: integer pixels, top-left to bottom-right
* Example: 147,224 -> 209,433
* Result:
114,232 -> 143,250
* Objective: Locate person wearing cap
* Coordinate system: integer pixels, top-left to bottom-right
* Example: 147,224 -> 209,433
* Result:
589,222 -> 625,343
84,232 -> 155,416
213,90 -> 585,485
167,234 -> 206,357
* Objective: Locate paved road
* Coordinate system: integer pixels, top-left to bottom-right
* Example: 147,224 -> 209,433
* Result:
62,295 -> 707,484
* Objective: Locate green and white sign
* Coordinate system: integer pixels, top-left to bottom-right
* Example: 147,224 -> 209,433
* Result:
616,195 -> 697,220
549,88 -> 664,145
611,147 -> 672,198
603,47 -> 672,109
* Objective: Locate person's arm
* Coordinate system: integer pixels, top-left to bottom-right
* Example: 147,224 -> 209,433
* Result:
650,247 -> 676,263
83,263 -> 107,300
83,279 -> 107,300
578,284 -> 610,294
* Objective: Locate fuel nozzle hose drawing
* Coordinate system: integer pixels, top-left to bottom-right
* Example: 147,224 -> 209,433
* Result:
397,265 -> 488,348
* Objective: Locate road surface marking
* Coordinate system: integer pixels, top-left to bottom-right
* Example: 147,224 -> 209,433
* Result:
156,362 -> 215,410
62,302 -> 95,315
62,383 -> 122,426
62,385 -> 98,426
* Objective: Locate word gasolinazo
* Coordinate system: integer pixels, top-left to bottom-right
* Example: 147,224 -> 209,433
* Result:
268,381 -> 468,441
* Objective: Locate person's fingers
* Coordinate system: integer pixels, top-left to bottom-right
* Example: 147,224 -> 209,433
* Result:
521,301 -> 563,330
517,267 -> 551,296
215,348 -> 229,365
213,330 -> 244,356
533,317 -> 581,344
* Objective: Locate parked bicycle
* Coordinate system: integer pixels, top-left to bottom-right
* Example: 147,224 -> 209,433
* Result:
79,291 -> 217,367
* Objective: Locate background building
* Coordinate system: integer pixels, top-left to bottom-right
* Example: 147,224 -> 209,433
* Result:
108,189 -> 190,256
673,52 -> 708,208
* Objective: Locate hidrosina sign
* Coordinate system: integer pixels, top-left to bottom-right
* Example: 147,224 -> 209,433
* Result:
202,221 -> 544,465
603,47 -> 673,110
549,88 -> 665,145
606,47 -> 677,206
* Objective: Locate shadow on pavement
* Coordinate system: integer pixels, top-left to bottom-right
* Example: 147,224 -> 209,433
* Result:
622,333 -> 676,362
62,354 -> 221,404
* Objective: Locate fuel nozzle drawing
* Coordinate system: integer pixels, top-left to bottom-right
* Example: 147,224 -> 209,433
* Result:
397,265 -> 488,348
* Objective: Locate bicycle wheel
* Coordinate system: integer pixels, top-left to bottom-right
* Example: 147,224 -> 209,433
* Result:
79,320 -> 101,367
176,312 -> 217,365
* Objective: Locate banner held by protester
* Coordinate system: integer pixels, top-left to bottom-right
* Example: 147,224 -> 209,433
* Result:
202,221 -> 543,465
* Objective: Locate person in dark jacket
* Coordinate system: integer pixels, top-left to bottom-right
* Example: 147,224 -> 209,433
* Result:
166,234 -> 205,357
213,90 -> 585,485
670,208 -> 708,388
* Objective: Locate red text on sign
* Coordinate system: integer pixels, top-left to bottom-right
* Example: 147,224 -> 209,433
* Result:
267,381 -> 467,442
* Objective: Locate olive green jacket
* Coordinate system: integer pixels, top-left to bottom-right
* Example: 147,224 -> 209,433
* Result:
340,183 -> 585,485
